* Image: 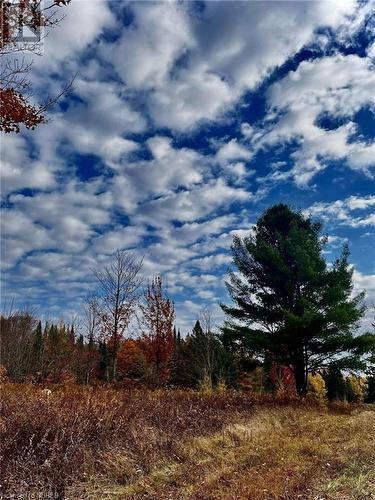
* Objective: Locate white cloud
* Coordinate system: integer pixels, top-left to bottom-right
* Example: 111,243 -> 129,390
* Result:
134,178 -> 249,227
101,0 -> 359,131
109,136 -> 207,213
103,2 -> 194,90
91,226 -> 146,255
1,135 -> 56,197
3,179 -> 113,268
189,253 -> 231,272
34,80 -> 146,169
353,270 -> 375,332
34,0 -> 115,73
148,66 -> 236,130
254,54 -> 375,185
216,139 -> 252,165
307,195 -> 375,228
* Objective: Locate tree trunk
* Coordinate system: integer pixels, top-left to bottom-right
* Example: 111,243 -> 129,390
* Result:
293,360 -> 307,396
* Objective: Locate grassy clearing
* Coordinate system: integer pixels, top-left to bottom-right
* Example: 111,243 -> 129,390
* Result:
77,407 -> 375,500
1,384 -> 374,499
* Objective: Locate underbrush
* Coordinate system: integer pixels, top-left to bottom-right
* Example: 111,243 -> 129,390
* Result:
0,384 -> 273,497
0,384 -> 371,498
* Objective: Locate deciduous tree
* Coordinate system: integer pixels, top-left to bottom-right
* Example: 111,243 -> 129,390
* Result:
93,250 -> 143,381
140,276 -> 175,385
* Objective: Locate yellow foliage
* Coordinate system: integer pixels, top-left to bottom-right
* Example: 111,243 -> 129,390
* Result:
216,377 -> 227,393
199,372 -> 213,394
346,374 -> 366,403
239,367 -> 266,393
308,373 -> 326,402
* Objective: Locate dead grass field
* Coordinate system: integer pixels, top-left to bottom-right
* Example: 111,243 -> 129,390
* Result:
1,384 -> 374,499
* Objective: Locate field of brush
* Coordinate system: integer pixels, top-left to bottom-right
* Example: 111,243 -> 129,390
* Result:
1,384 -> 374,499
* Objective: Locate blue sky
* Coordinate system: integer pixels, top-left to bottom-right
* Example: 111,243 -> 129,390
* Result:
1,0 -> 375,333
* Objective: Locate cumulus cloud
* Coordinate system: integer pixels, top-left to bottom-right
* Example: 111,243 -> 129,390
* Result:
2,179 -> 113,270
216,139 -> 252,165
1,135 -> 56,197
33,0 -> 115,73
102,2 -> 194,90
254,54 -> 375,186
101,0 -> 359,131
134,178 -> 249,227
307,195 -> 375,228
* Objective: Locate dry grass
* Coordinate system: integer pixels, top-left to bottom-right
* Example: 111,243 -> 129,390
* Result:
100,406 -> 375,500
1,384 -> 374,499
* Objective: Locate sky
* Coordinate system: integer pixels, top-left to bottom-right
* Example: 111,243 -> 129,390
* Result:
1,0 -> 375,333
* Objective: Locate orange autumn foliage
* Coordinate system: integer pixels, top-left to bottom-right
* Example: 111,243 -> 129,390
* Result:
117,339 -> 147,380
0,88 -> 44,133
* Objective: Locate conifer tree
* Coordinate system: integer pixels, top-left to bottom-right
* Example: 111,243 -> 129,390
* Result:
185,320 -> 228,388
222,204 -> 374,395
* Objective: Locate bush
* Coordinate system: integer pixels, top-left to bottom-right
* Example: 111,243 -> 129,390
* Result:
308,373 -> 326,403
346,375 -> 366,403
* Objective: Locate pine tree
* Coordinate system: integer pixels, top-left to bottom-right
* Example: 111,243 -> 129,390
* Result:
185,320 -> 229,389
222,204 -> 374,395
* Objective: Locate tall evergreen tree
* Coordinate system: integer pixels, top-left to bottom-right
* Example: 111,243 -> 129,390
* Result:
185,320 -> 229,388
221,204 -> 374,395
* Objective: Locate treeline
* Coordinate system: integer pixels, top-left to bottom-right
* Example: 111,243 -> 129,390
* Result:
1,310 -> 375,403
0,311 -> 226,389
2,204 -> 375,400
